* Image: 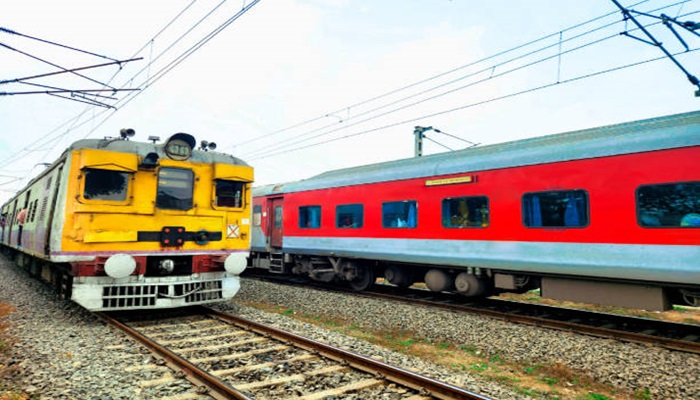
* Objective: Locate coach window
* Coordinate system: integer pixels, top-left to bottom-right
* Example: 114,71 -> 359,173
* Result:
83,168 -> 129,201
253,205 -> 262,226
336,204 -> 363,228
156,168 -> 193,210
442,196 -> 489,228
299,206 -> 321,228
523,190 -> 588,228
637,181 -> 700,227
215,179 -> 244,208
382,200 -> 417,228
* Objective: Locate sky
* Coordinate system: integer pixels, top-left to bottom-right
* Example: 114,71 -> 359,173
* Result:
1,0 -> 699,205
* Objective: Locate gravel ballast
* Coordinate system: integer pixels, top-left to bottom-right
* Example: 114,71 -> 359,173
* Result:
231,278 -> 700,400
1,255 -> 698,399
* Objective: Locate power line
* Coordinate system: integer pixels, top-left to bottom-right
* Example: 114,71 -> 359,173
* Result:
0,0 -> 262,172
234,0 -> 666,154
247,47 -> 698,161
240,1 -> 690,159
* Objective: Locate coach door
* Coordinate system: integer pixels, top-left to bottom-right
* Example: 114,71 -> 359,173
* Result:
269,197 -> 284,248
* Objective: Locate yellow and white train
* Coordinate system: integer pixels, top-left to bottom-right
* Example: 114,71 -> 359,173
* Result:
0,129 -> 253,311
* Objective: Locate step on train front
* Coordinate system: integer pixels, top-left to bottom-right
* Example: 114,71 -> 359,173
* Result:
0,129 -> 253,311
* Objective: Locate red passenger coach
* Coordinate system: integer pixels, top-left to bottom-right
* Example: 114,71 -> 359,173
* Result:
250,111 -> 700,311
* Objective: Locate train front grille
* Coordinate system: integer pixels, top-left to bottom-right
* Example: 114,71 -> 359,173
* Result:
101,280 -> 223,309
102,285 -> 159,308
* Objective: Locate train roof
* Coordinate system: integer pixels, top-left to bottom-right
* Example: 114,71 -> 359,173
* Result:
67,134 -> 249,166
1,133 -> 249,208
253,110 -> 700,196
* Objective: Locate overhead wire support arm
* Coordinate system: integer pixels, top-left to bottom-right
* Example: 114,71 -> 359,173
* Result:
610,0 -> 700,96
0,42 -> 117,90
0,57 -> 143,85
1,88 -> 140,96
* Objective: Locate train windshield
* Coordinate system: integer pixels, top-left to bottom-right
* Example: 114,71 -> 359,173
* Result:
83,168 -> 129,201
156,168 -> 193,210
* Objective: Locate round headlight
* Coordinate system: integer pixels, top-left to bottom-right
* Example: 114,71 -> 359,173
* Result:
104,253 -> 137,278
224,252 -> 248,275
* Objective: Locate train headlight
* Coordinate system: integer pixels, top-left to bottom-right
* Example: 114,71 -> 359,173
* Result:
224,252 -> 248,275
104,254 -> 137,278
159,259 -> 175,274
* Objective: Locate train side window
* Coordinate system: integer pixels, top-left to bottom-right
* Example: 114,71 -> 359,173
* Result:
29,199 -> 38,222
382,200 -> 417,228
83,168 -> 129,201
442,196 -> 489,228
215,179 -> 244,208
253,205 -> 262,226
299,206 -> 321,228
523,190 -> 588,228
637,181 -> 700,228
336,204 -> 363,228
156,168 -> 193,210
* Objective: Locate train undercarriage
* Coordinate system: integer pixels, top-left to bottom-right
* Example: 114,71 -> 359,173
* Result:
249,251 -> 700,311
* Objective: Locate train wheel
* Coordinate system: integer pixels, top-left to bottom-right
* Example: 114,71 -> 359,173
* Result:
384,266 -> 413,288
425,269 -> 453,292
455,272 -> 488,297
349,264 -> 374,291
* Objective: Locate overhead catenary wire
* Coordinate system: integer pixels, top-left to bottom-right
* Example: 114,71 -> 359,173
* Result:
239,0 -> 692,160
247,47 -> 699,161
0,26 -> 120,62
0,0 -> 261,172
233,0 -> 656,150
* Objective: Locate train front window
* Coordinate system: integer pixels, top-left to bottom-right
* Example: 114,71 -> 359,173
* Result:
442,196 -> 489,228
299,206 -> 321,228
156,168 -> 193,210
215,180 -> 244,208
523,190 -> 588,228
83,168 -> 129,201
382,201 -> 417,228
336,204 -> 363,228
637,181 -> 700,228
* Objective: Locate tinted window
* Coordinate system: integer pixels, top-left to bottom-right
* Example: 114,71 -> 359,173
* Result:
274,205 -> 283,229
215,180 -> 244,208
84,169 -> 128,201
637,181 -> 700,228
156,168 -> 193,210
253,205 -> 262,226
442,196 -> 489,228
299,206 -> 321,228
336,204 -> 363,228
382,201 -> 417,228
523,190 -> 588,228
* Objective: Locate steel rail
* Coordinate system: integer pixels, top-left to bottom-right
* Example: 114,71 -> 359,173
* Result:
243,274 -> 700,355
96,312 -> 252,400
204,306 -> 491,400
364,289 -> 700,355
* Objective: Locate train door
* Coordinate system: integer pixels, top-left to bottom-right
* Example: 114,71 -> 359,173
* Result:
269,197 -> 284,248
43,164 -> 63,256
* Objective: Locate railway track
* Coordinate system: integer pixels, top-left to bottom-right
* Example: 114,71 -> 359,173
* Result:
244,273 -> 700,355
98,307 -> 490,400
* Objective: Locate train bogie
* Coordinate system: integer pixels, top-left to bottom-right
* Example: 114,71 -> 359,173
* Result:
249,111 -> 700,311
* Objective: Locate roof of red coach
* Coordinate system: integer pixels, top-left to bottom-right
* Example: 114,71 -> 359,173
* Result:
253,110 -> 700,197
